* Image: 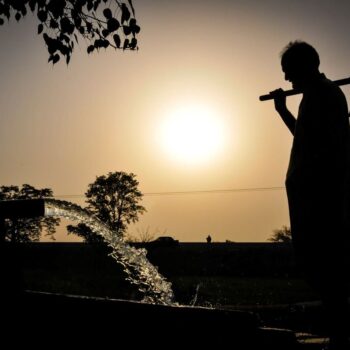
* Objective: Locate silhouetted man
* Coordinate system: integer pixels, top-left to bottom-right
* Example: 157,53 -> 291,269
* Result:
271,41 -> 350,349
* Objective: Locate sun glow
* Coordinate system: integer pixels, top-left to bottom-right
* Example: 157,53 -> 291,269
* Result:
160,104 -> 226,164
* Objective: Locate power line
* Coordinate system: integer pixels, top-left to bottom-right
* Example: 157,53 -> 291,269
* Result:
55,186 -> 285,199
143,186 -> 285,196
54,194 -> 85,199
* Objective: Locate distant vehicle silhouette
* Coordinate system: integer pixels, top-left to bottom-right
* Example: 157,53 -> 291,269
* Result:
149,236 -> 179,246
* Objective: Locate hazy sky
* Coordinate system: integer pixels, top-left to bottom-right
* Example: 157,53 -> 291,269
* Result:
1,0 -> 350,242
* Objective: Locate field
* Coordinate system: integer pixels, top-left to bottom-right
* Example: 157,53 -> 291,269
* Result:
4,242 -> 349,335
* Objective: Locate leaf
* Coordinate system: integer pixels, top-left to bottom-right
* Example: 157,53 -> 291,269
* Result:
15,12 -> 21,21
48,1 -> 65,19
127,0 -> 135,16
113,34 -> 120,48
129,19 -> 140,35
37,0 -> 46,9
29,0 -> 36,12
102,40 -> 109,49
52,54 -> 60,64
86,22 -> 92,33
38,23 -> 44,34
66,54 -> 71,65
102,28 -> 109,37
60,17 -> 70,33
37,10 -> 47,22
131,24 -> 140,36
43,33 -> 50,45
103,8 -> 112,19
123,38 -> 129,51
0,18 -> 4,26
123,26 -> 131,36
21,6 -> 27,17
87,1 -> 93,11
58,43 -> 69,56
94,39 -> 103,49
107,18 -> 120,32
129,37 -> 137,50
73,16 -> 82,28
47,39 -> 59,55
50,19 -> 58,29
60,34 -> 70,43
3,5 -> 10,19
87,45 -> 95,54
121,3 -> 130,24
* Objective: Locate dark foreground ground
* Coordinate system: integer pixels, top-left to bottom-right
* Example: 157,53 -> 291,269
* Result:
2,290 -> 302,349
1,242 -> 349,348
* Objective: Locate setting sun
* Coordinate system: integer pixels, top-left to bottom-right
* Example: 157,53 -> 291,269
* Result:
159,104 -> 226,164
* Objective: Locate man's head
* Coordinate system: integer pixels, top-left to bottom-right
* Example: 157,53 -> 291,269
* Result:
281,41 -> 320,90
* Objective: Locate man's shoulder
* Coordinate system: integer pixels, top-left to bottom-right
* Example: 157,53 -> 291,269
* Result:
317,75 -> 346,100
321,74 -> 342,90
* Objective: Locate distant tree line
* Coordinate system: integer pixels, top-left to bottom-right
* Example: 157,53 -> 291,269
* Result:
0,178 -> 293,244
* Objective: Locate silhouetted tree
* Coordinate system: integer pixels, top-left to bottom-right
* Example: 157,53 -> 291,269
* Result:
269,225 -> 292,243
0,0 -> 140,64
67,171 -> 146,242
0,184 -> 60,242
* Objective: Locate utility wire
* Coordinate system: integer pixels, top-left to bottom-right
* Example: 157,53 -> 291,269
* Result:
143,186 -> 284,196
55,186 -> 285,199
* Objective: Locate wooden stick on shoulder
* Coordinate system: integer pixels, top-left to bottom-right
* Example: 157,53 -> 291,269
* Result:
259,77 -> 350,101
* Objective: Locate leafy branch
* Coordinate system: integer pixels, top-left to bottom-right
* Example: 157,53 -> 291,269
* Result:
0,0 -> 140,65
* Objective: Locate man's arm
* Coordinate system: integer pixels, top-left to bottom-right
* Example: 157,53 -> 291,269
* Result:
271,89 -> 296,135
277,107 -> 296,135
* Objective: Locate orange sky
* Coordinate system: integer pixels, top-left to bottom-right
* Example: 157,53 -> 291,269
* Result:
1,0 -> 350,242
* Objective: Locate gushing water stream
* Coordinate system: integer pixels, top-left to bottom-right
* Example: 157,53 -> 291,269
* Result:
44,198 -> 175,306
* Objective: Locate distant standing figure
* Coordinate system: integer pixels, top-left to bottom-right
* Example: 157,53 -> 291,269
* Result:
206,235 -> 212,243
270,41 -> 350,349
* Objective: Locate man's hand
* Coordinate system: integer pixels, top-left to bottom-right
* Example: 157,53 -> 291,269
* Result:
270,88 -> 287,114
270,88 -> 296,135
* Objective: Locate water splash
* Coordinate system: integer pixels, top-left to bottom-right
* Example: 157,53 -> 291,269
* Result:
190,282 -> 202,306
44,198 -> 175,306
